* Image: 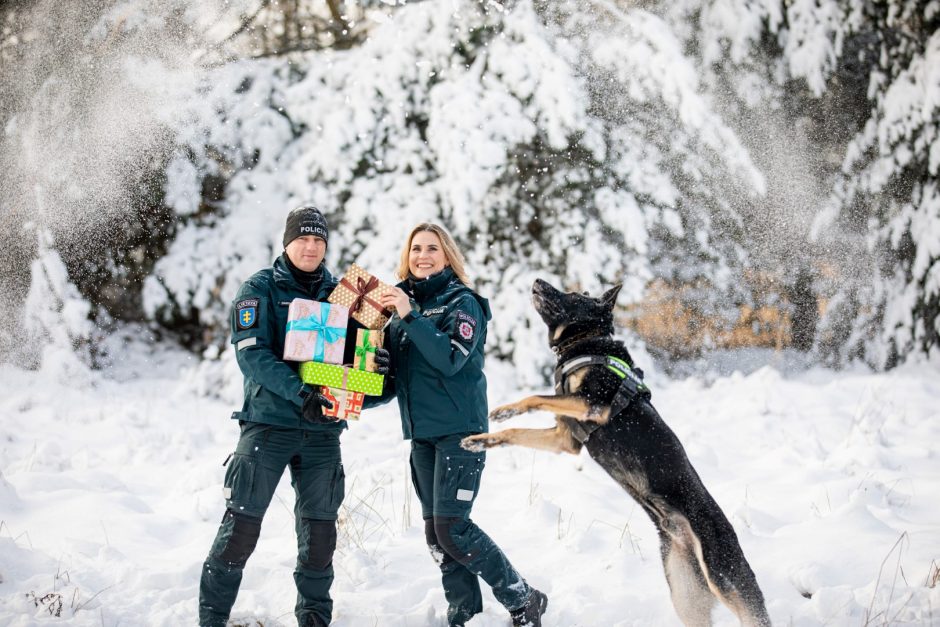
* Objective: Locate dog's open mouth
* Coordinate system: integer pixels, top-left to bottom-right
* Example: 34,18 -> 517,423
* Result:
530,279 -> 555,313
530,290 -> 555,318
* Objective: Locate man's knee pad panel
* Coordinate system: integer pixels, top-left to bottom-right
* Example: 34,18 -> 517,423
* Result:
301,519 -> 337,571
217,510 -> 262,567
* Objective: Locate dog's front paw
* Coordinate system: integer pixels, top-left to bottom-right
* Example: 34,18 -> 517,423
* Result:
489,404 -> 522,423
460,434 -> 504,452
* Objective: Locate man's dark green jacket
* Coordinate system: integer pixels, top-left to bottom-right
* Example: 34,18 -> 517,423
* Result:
369,267 -> 491,439
229,254 -> 343,432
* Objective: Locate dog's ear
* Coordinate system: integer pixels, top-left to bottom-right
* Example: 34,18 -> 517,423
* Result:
600,283 -> 623,310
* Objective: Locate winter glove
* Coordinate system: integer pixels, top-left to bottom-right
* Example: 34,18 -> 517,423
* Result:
300,386 -> 336,423
373,347 -> 390,375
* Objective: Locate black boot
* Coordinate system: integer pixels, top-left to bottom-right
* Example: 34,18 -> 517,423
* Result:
510,588 -> 548,627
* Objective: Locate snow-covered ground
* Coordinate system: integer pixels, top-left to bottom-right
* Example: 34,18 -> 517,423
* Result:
1,342 -> 938,626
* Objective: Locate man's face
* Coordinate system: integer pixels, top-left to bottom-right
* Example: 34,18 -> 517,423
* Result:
285,235 -> 326,272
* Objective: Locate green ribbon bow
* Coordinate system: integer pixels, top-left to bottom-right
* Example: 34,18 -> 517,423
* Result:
354,330 -> 378,371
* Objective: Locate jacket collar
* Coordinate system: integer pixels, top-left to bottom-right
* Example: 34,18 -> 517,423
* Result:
407,267 -> 457,303
398,267 -> 493,322
273,254 -> 334,298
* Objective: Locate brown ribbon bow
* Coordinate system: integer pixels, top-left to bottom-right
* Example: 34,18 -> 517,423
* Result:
341,275 -> 385,314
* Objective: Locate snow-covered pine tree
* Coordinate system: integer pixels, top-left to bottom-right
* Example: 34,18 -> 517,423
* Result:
814,2 -> 939,367
659,0 -> 939,368
0,0 -> 246,363
658,0 -> 848,352
147,0 -> 763,382
22,230 -> 95,382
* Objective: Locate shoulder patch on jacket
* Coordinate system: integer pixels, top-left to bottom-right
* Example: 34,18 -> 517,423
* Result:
457,320 -> 475,341
456,310 -> 477,327
236,298 -> 259,329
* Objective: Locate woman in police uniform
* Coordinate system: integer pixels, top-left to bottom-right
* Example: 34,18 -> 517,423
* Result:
376,223 -> 547,627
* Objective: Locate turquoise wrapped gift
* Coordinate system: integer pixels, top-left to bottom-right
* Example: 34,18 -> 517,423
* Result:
283,299 -> 349,363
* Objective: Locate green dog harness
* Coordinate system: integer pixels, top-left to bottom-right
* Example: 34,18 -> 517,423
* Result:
553,354 -> 652,444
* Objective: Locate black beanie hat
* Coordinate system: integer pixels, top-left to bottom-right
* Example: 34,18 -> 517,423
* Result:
283,205 -> 329,248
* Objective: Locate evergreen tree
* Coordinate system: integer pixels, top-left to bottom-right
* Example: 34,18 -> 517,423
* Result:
816,1 -> 939,367
660,0 -> 939,368
6,0 -> 935,377
147,0 -> 763,382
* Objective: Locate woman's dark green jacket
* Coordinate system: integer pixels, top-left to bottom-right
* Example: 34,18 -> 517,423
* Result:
368,267 -> 492,439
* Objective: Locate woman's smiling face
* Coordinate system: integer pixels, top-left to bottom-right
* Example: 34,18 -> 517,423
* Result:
408,230 -> 448,279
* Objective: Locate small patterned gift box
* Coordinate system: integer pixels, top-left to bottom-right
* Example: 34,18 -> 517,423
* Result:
353,329 -> 384,373
283,299 -> 349,363
328,263 -> 395,329
320,386 -> 365,421
299,361 -> 385,396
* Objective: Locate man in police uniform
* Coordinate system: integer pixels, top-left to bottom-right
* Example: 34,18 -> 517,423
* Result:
198,206 -> 387,627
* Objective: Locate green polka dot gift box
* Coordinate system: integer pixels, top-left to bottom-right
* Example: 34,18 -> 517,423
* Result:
299,361 -> 384,396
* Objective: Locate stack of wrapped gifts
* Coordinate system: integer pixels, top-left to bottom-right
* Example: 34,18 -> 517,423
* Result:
283,264 -> 392,420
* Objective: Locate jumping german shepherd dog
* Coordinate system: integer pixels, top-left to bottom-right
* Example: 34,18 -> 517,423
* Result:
462,279 -> 771,627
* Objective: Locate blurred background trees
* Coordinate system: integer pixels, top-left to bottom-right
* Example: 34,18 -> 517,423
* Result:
1,0 -> 936,380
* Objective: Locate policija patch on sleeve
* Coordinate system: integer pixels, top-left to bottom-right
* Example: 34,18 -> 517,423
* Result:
456,310 -> 477,341
235,298 -> 259,330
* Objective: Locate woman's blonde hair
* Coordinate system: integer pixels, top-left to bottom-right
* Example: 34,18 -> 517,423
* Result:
397,223 -> 471,287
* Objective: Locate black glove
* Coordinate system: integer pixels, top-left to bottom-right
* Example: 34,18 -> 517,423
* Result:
301,387 -> 336,423
374,347 -> 390,375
